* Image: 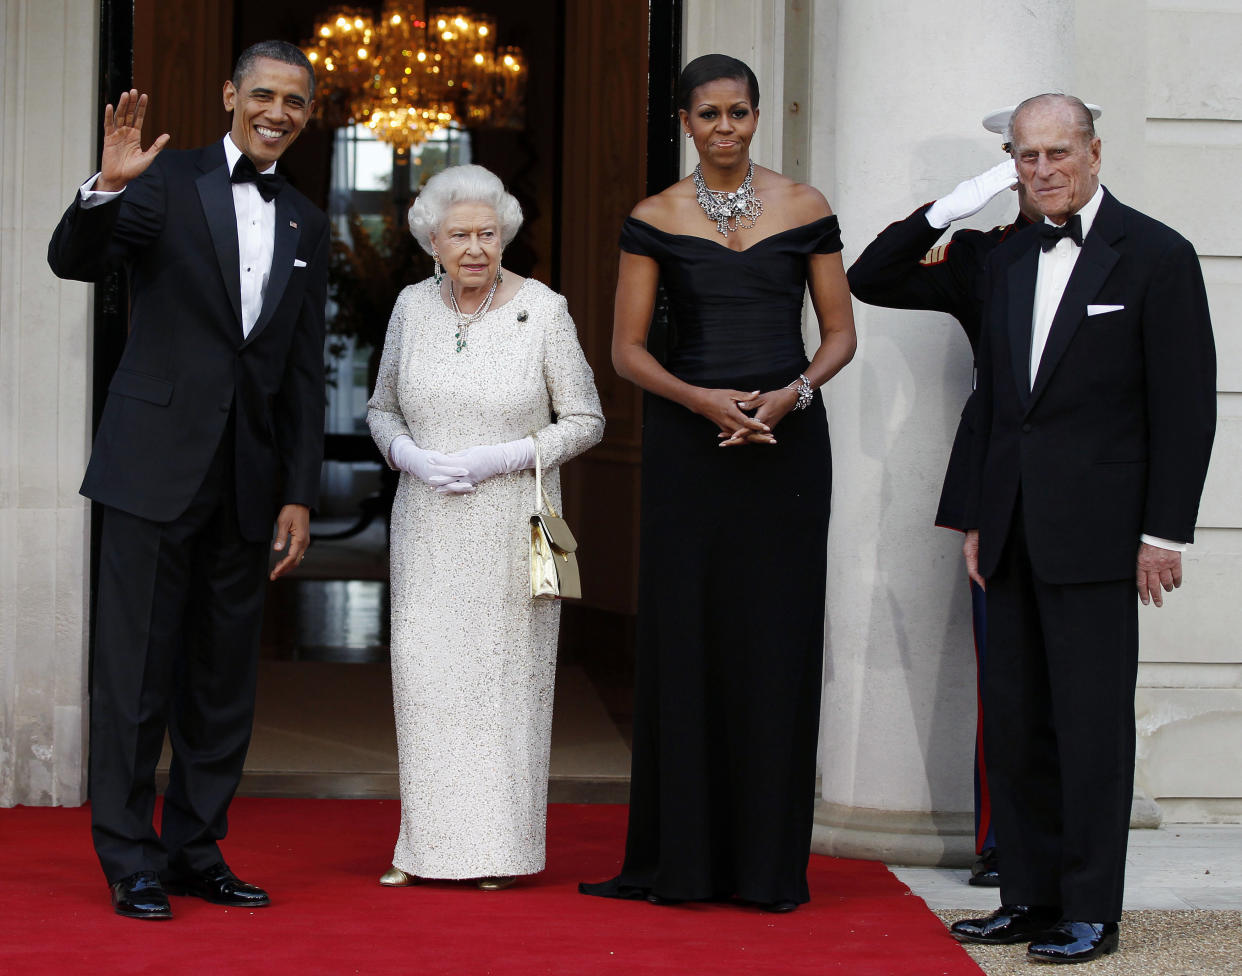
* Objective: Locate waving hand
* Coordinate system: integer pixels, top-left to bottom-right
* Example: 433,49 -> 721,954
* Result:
97,89 -> 170,193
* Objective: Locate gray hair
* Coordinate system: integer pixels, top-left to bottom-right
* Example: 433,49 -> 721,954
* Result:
233,40 -> 316,101
408,164 -> 524,256
1007,93 -> 1096,146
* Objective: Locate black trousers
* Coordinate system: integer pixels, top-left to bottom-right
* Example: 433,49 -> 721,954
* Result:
983,505 -> 1139,923
90,422 -> 270,883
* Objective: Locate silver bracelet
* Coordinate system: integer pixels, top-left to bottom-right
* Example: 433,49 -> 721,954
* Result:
787,373 -> 813,411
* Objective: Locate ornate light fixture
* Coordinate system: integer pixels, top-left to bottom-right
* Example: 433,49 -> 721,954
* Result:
304,2 -> 526,152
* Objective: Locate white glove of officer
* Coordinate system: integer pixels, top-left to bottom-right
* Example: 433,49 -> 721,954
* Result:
925,159 -> 1018,229
388,434 -> 473,493
439,436 -> 537,493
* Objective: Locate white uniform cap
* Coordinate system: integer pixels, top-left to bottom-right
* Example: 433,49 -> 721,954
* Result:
982,103 -> 1103,134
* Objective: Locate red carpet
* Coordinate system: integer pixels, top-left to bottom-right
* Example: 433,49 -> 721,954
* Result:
0,800 -> 982,975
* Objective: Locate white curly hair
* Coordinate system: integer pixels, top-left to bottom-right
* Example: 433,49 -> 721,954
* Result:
407,164 -> 524,256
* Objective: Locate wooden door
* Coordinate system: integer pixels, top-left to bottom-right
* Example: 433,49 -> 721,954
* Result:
133,0 -> 233,151
557,0 -> 651,618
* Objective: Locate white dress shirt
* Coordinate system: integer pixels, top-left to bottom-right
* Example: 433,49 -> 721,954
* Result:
78,134 -> 277,337
1028,184 -> 1185,552
1029,183 -> 1104,389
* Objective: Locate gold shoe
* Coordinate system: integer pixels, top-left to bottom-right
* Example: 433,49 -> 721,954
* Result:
379,866 -> 420,887
476,876 -> 517,891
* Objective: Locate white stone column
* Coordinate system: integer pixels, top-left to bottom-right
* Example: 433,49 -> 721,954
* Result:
680,0 -> 787,176
0,0 -> 98,806
811,0 -> 1077,864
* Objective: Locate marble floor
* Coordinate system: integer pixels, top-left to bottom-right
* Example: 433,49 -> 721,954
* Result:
159,517 -> 633,801
158,658 -> 632,802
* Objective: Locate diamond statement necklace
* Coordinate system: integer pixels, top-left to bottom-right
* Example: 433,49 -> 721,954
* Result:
693,160 -> 763,236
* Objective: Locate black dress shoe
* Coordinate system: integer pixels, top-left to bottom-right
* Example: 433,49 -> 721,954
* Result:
950,904 -> 1060,944
968,847 -> 1000,887
759,900 -> 799,914
111,870 -> 173,920
163,862 -> 270,907
1028,920 -> 1119,963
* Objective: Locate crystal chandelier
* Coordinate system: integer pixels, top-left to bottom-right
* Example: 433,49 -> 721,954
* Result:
304,1 -> 526,152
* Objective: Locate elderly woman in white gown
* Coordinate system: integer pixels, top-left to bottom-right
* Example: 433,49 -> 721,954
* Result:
366,164 -> 604,890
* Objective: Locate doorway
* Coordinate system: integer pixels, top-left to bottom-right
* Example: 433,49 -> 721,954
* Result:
97,0 -> 681,799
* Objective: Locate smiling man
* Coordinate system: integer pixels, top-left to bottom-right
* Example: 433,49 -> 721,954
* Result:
951,94 -> 1216,963
47,41 -> 328,920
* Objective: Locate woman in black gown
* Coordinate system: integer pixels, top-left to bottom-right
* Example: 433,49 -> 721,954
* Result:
580,55 -> 856,912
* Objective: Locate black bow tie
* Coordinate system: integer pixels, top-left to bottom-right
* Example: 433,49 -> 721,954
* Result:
1039,214 -> 1084,252
230,156 -> 285,202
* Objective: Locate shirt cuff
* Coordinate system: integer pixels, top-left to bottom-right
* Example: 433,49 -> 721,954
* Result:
1140,534 -> 1188,553
79,173 -> 123,209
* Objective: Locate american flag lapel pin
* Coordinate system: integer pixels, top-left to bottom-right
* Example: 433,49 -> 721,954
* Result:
289,220 -> 298,229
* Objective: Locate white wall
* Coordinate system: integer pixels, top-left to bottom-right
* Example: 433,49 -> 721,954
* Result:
0,0 -> 98,806
1132,0 -> 1242,823
814,0 -> 1082,863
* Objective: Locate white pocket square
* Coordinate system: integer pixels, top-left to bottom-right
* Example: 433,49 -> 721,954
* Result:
293,258 -> 307,268
1087,304 -> 1123,316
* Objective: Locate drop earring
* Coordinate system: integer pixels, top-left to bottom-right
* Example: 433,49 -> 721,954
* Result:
433,252 -> 444,286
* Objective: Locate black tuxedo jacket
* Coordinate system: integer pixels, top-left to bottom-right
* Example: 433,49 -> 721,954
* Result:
967,188 -> 1216,583
848,203 -> 1030,530
48,141 -> 329,542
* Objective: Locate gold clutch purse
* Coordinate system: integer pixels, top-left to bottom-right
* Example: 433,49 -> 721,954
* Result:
530,443 -> 581,600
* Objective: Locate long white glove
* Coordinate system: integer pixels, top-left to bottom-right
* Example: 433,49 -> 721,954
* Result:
388,435 -> 472,493
440,436 -> 537,493
925,159 -> 1018,229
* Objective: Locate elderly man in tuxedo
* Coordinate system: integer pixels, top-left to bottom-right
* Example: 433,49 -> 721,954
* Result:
48,41 -> 329,919
950,94 -> 1216,962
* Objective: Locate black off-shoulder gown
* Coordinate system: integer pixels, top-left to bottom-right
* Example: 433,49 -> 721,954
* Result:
581,215 -> 842,907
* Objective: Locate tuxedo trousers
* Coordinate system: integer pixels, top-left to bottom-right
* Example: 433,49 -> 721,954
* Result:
90,415 -> 270,883
983,500 -> 1139,922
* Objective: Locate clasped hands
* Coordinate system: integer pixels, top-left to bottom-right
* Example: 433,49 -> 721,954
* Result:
696,386 -> 799,446
390,434 -> 535,493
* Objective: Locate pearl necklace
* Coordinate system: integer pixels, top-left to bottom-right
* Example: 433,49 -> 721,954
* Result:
448,270 -> 501,353
693,160 -> 763,236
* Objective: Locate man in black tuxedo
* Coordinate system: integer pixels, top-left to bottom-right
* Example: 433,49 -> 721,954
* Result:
48,41 -> 328,920
950,94 -> 1216,962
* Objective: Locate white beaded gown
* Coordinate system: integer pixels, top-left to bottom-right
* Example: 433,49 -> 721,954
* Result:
367,276 -> 604,879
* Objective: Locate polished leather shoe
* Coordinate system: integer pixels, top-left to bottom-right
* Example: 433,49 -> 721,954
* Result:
476,876 -> 517,891
1028,920 -> 1119,963
111,870 -> 172,920
968,847 -> 1000,887
760,900 -> 799,914
950,904 -> 1060,944
163,862 -> 270,907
